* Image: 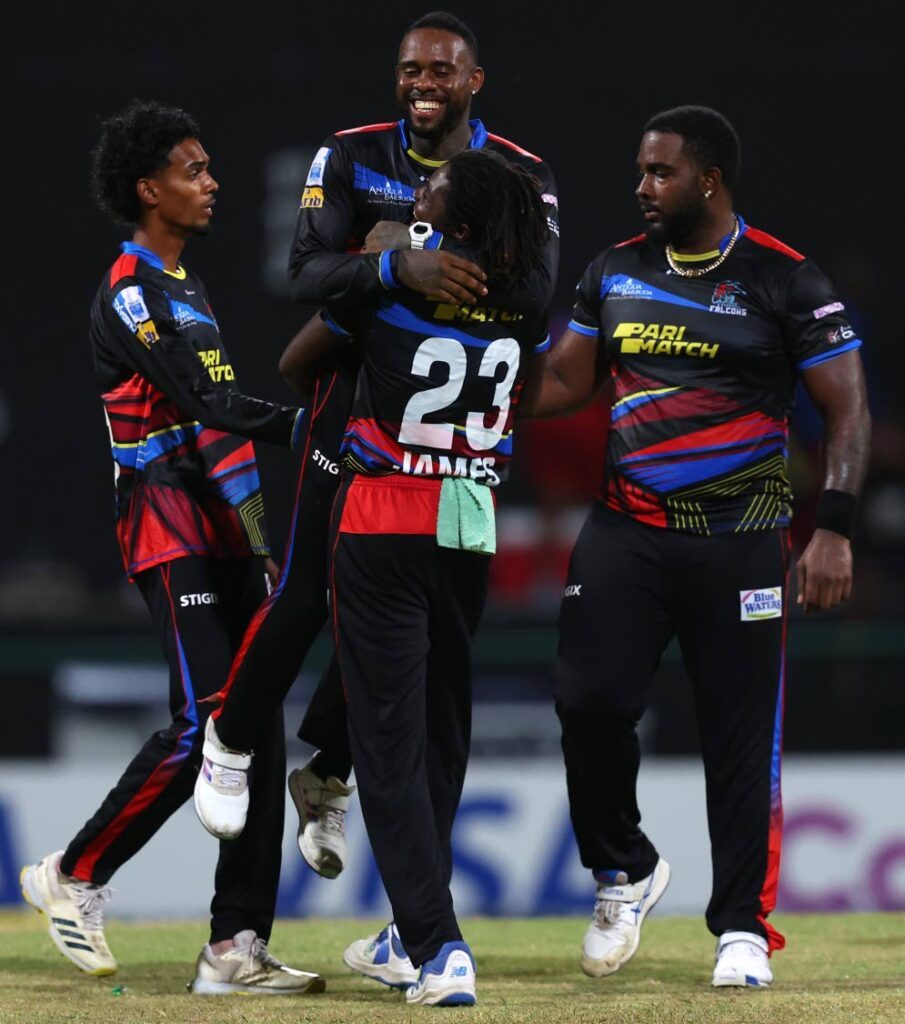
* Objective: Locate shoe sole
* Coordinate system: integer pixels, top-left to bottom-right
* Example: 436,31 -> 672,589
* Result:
189,976 -> 326,995
20,865 -> 118,977
713,974 -> 772,988
407,989 -> 477,1006
580,858 -> 671,978
342,948 -> 418,989
288,770 -> 344,879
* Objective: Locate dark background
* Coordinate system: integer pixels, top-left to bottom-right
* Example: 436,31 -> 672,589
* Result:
3,3 -> 902,757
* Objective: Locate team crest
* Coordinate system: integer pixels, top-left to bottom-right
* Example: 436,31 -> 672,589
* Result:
710,280 -> 747,316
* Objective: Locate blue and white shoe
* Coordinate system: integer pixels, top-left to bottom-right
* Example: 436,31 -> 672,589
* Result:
343,922 -> 418,988
405,941 -> 476,1007
712,931 -> 773,987
580,857 -> 670,977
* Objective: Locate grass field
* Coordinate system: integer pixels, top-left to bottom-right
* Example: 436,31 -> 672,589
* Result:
2,911 -> 904,1023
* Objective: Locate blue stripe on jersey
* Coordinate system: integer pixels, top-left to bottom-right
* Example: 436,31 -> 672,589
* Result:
168,299 -> 217,328
323,311 -> 352,337
796,339 -> 861,370
376,301 -> 491,348
397,118 -> 488,151
121,241 -> 165,270
621,440 -> 786,492
341,433 -> 399,470
601,274 -> 711,311
568,319 -> 598,337
534,334 -> 552,353
212,466 -> 262,506
111,422 -> 204,469
352,164 -> 416,202
378,250 -> 400,289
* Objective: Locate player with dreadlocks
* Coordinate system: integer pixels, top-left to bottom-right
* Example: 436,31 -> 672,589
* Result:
276,146 -> 549,1006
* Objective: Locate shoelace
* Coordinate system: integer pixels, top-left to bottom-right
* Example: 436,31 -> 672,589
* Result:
593,898 -> 631,928
211,763 -> 247,790
321,807 -> 345,835
251,937 -> 287,971
71,882 -> 113,931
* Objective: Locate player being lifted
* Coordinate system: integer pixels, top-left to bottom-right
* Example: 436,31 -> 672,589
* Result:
194,7 -> 557,879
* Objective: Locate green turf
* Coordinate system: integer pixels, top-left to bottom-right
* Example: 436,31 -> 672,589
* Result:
2,911 -> 904,1023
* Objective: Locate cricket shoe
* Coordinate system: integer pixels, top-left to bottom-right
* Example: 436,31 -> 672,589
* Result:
712,931 -> 773,988
193,716 -> 251,840
20,851 -> 117,976
405,941 -> 477,1007
580,857 -> 671,977
343,922 -> 419,988
188,929 -> 325,995
288,764 -> 355,879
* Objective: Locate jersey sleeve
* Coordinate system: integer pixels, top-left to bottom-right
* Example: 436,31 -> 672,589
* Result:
567,256 -> 604,338
287,137 -> 389,306
780,259 -> 863,371
108,279 -> 305,447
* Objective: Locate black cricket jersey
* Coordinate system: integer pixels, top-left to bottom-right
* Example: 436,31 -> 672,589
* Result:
568,218 -> 862,534
288,118 -> 559,308
324,274 -> 550,488
90,242 -> 304,576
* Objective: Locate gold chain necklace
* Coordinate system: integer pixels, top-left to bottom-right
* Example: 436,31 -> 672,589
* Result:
665,216 -> 740,278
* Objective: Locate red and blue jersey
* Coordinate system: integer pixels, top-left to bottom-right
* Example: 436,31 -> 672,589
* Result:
89,242 -> 305,576
568,218 -> 862,534
325,281 -> 549,488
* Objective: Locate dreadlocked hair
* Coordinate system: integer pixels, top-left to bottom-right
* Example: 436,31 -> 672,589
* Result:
444,150 -> 546,288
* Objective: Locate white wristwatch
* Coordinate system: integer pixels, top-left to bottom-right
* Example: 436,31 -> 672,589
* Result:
409,221 -> 434,250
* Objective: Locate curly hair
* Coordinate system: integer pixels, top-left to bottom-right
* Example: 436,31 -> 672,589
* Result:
90,100 -> 201,225
643,105 -> 741,191
445,149 -> 546,288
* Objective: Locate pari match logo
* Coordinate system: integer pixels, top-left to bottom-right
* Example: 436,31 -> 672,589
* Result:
739,586 -> 783,621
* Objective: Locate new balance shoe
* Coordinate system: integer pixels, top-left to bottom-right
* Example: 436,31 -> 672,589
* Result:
193,716 -> 251,840
343,922 -> 419,988
712,931 -> 773,988
580,857 -> 670,977
20,851 -> 117,976
405,941 -> 477,1007
188,929 -> 325,995
288,764 -> 355,879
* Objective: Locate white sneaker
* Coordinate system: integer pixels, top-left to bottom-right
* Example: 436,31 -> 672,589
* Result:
188,929 -> 325,995
20,851 -> 117,976
580,857 -> 670,977
712,931 -> 773,988
288,765 -> 355,879
193,717 -> 251,840
343,922 -> 419,988
405,941 -> 477,1007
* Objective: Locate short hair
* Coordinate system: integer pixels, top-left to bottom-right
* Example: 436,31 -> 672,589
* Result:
90,99 -> 201,225
643,105 -> 741,190
405,11 -> 478,62
445,149 -> 545,287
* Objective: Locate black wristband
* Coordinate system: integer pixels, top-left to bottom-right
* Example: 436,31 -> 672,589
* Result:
814,489 -> 857,539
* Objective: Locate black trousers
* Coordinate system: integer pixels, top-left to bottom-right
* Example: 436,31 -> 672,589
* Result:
60,556 -> 285,944
555,505 -> 789,951
330,478 -> 489,967
214,366 -> 352,783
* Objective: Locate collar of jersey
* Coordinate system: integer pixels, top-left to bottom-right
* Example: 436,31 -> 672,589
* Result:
121,241 -> 187,279
668,214 -> 747,262
396,118 -> 489,166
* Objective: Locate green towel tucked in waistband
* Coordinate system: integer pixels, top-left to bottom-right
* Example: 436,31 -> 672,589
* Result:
436,478 -> 496,554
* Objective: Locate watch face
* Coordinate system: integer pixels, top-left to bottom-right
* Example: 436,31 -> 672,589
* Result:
412,222 -> 431,237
